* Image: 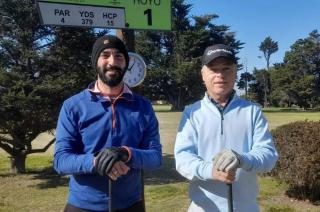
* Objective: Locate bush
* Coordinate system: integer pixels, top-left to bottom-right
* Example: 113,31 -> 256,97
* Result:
270,120 -> 320,203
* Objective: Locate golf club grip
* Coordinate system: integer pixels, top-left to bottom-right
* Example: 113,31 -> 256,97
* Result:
109,179 -> 113,212
227,183 -> 233,212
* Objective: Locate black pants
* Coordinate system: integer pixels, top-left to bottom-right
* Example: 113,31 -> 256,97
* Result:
64,201 -> 144,212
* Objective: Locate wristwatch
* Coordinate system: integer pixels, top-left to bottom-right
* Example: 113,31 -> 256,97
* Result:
123,52 -> 146,87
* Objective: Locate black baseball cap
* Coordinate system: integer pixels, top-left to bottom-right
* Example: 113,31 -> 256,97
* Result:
202,44 -> 237,66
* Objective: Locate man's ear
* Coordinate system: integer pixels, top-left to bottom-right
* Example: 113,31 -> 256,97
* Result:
201,66 -> 205,81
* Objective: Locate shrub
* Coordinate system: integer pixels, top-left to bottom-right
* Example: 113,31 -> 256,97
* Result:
270,120 -> 320,203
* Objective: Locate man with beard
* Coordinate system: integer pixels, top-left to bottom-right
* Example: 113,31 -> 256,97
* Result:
54,35 -> 162,212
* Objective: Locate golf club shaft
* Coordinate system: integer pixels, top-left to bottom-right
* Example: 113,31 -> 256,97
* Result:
108,172 -> 144,212
141,170 -> 145,212
227,183 -> 233,212
109,179 -> 113,212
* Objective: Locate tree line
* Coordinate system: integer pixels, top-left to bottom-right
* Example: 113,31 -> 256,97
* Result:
0,0 -> 319,173
238,32 -> 320,109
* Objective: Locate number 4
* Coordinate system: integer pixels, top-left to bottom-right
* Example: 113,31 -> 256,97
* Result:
144,9 -> 152,26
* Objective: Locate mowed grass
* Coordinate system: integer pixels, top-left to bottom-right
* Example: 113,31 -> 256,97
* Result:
0,107 -> 320,212
263,111 -> 320,130
155,105 -> 320,155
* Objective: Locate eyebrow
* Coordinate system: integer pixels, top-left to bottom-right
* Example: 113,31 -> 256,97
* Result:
100,49 -> 122,54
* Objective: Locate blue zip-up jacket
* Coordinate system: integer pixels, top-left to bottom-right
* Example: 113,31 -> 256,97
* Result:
54,83 -> 162,211
174,93 -> 278,212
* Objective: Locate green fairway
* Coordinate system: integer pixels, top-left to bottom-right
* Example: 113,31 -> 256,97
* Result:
264,111 -> 320,129
0,108 -> 320,212
155,107 -> 320,155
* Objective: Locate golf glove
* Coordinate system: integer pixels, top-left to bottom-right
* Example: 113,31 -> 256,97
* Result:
94,147 -> 129,176
213,149 -> 241,172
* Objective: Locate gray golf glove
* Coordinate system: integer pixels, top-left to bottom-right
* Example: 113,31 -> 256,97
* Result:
213,149 -> 241,172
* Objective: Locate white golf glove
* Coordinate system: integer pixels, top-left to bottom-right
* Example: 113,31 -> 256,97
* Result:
213,149 -> 241,172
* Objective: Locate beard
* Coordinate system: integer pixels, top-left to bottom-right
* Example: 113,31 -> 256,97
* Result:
97,65 -> 126,87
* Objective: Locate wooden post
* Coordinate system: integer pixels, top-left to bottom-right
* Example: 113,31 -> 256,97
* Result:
116,29 -> 145,211
116,29 -> 143,94
116,29 -> 135,52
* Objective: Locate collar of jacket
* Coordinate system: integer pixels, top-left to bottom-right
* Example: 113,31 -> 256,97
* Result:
87,81 -> 133,103
206,90 -> 236,112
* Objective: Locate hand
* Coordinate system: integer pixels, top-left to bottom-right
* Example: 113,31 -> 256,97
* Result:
108,161 -> 130,181
94,147 -> 129,176
213,150 -> 241,172
212,169 -> 236,184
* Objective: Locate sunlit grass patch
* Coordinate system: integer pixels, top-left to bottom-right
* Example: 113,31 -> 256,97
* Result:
258,176 -> 289,201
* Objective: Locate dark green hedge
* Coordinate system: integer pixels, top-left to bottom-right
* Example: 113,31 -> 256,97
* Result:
270,120 -> 320,203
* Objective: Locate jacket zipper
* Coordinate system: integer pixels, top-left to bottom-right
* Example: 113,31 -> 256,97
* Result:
220,111 -> 224,135
111,101 -> 116,130
209,92 -> 236,135
111,95 -> 122,130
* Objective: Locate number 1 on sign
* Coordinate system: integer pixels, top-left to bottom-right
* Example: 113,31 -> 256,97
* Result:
144,9 -> 152,26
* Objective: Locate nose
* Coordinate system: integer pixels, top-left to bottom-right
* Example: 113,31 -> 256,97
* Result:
214,70 -> 225,78
107,54 -> 116,65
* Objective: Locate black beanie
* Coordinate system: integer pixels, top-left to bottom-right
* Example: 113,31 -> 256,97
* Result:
91,35 -> 129,72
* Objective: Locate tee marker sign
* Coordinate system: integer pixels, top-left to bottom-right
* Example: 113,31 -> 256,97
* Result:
37,0 -> 171,30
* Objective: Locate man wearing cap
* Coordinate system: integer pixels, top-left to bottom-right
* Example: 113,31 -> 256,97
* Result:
174,44 -> 278,211
54,35 -> 162,212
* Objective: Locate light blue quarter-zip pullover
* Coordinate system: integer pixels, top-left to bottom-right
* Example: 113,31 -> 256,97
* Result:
174,92 -> 278,212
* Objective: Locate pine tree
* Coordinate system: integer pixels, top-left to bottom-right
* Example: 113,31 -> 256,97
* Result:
0,0 -> 103,173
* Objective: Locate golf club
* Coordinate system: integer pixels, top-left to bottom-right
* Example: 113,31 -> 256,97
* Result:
108,171 -> 145,212
227,183 -> 233,212
141,170 -> 146,212
109,179 -> 114,212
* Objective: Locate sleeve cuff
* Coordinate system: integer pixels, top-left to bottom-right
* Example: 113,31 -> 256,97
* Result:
202,162 -> 214,180
239,153 -> 253,171
121,146 -> 132,163
87,154 -> 96,173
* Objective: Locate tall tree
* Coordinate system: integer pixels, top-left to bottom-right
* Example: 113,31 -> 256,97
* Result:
0,0 -> 99,173
269,64 -> 296,107
269,30 -> 320,109
0,0 -> 54,173
135,0 -> 242,110
259,37 -> 278,107
248,68 -> 271,106
259,36 -> 278,70
237,72 -> 254,100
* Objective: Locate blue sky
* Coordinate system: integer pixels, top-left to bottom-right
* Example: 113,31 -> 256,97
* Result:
186,0 -> 320,73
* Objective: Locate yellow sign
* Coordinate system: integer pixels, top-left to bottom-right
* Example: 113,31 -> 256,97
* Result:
37,0 -> 171,30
